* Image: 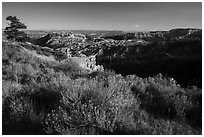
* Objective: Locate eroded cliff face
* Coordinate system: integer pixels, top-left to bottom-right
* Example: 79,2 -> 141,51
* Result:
33,28 -> 201,57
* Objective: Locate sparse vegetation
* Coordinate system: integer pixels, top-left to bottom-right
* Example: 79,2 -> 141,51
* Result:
2,16 -> 202,135
2,40 -> 202,135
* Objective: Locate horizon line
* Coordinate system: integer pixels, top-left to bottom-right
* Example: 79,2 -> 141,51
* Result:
23,27 -> 202,32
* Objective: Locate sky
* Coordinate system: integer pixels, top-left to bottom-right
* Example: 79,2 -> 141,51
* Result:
2,2 -> 202,31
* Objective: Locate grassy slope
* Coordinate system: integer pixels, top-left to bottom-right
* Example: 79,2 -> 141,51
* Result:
2,40 -> 202,135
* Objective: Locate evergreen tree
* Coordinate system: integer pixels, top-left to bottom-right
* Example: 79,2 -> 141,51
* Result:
4,16 -> 27,41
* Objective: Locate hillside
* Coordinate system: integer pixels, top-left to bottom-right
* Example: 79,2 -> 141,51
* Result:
2,28 -> 202,135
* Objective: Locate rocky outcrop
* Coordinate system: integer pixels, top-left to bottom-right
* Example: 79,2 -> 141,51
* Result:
71,55 -> 104,73
34,32 -> 87,49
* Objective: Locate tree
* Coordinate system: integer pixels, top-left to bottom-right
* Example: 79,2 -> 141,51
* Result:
4,16 -> 27,41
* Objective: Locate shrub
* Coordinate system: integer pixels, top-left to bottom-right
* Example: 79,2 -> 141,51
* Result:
30,86 -> 62,116
184,87 -> 202,128
131,84 -> 177,119
2,88 -> 44,135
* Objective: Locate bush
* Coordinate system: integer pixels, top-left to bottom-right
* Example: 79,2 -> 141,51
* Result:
131,84 -> 177,119
2,87 -> 44,135
3,72 -> 201,134
184,87 -> 202,128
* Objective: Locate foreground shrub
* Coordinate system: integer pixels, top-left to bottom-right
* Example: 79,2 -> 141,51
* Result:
2,73 -> 201,135
131,84 -> 177,119
2,88 -> 44,135
184,87 -> 202,128
43,76 -> 137,134
2,82 -> 64,135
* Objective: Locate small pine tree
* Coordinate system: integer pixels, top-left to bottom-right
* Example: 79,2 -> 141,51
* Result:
4,16 -> 27,41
